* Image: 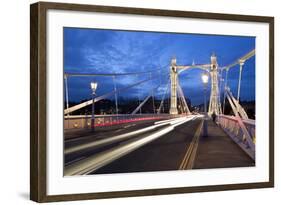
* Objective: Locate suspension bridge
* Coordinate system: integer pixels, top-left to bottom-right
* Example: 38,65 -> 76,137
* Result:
63,49 -> 256,176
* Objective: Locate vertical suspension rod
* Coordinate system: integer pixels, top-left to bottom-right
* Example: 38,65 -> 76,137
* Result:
237,60 -> 245,102
150,72 -> 156,114
136,74 -> 142,114
112,75 -> 119,117
223,68 -> 229,114
64,74 -> 70,128
64,75 -> 70,112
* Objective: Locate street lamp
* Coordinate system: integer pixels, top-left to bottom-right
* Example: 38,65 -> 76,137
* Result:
201,72 -> 209,137
90,82 -> 98,131
201,73 -> 209,84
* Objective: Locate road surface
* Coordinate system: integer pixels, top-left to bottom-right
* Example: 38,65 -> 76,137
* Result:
64,116 -> 254,176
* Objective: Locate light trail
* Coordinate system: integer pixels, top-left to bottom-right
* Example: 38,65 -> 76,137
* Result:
64,116 -> 196,175
65,116 -> 194,156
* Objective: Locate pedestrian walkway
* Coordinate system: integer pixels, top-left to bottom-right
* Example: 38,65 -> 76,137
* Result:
193,120 -> 255,169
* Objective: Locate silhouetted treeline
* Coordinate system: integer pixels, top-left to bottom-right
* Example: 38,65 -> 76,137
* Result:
64,97 -> 191,115
64,97 -> 254,119
195,100 -> 255,120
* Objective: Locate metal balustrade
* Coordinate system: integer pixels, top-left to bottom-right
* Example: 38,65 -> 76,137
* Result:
64,114 -> 178,130
218,115 -> 255,159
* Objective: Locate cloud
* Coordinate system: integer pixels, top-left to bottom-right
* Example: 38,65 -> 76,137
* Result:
82,31 -> 170,73
64,28 -> 255,105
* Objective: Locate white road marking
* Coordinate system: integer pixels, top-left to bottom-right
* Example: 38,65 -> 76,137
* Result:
179,120 -> 203,170
113,129 -> 124,133
123,124 -> 136,128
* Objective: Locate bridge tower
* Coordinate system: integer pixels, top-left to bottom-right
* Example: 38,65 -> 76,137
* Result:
169,57 -> 178,114
208,54 -> 222,115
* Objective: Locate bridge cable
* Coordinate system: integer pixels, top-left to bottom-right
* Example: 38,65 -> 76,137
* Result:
157,78 -> 169,114
157,90 -> 167,114
224,87 -> 254,150
237,61 -> 245,102
222,68 -> 229,114
177,80 -> 190,114
178,91 -> 185,113
226,87 -> 249,120
136,74 -> 142,114
64,77 -> 158,115
64,75 -> 70,112
221,49 -> 255,71
131,73 -> 169,115
131,83 -> 162,115
150,72 -> 156,114
178,86 -> 186,113
65,69 -> 162,77
112,75 -> 119,117
64,75 -> 70,128
177,82 -> 184,113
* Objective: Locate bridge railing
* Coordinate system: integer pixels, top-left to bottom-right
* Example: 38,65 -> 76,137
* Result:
218,115 -> 255,159
64,114 -> 177,130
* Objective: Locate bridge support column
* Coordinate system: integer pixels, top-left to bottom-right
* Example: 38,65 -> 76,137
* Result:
169,57 -> 178,114
208,54 -> 222,116
237,59 -> 245,102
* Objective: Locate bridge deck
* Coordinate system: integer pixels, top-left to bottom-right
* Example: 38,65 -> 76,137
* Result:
193,120 -> 254,169
93,119 -> 202,174
64,117 -> 255,175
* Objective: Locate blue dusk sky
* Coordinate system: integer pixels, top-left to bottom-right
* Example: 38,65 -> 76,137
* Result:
64,27 -> 255,106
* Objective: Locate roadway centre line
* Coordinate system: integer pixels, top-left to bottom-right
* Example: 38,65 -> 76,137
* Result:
113,128 -> 124,133
123,124 -> 136,128
114,124 -> 137,133
178,119 -> 203,170
65,117 -> 193,156
64,117 -> 195,175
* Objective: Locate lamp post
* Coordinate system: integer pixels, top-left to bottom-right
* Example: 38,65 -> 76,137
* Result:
201,72 -> 209,137
90,82 -> 98,131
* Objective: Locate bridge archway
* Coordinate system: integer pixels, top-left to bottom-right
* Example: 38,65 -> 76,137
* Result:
169,54 -> 222,115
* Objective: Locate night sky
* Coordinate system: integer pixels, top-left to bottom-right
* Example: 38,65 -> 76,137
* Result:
64,27 -> 255,106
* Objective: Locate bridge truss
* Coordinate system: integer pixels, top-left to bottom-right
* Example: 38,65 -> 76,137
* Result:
63,49 -> 255,125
